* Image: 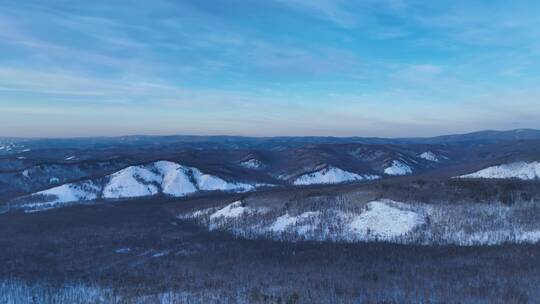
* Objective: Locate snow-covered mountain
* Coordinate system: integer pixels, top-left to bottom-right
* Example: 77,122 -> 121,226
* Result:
384,160 -> 412,176
459,161 -> 540,180
19,161 -> 258,211
292,166 -> 379,185
4,130 -> 540,206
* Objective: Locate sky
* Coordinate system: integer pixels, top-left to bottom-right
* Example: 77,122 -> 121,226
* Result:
1,0 -> 540,138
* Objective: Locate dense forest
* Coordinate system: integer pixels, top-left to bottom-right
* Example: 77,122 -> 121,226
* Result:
1,181 -> 539,303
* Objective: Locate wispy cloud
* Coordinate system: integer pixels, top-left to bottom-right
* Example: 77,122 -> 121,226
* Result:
1,0 -> 540,137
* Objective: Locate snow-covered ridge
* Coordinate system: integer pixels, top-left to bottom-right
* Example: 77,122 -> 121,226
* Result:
182,199 -> 540,246
384,160 -> 412,176
292,166 -> 379,185
419,151 -> 439,162
180,200 -> 269,231
183,199 -> 424,242
459,161 -> 540,180
21,161 -> 258,211
21,181 -> 101,212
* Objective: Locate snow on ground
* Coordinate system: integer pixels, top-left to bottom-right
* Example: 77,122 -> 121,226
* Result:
0,143 -> 19,152
268,211 -> 320,233
384,160 -> 412,176
208,201 -> 252,230
182,198 -> 540,246
151,250 -> 170,258
186,208 -> 214,219
459,161 -> 540,180
22,181 -> 101,211
210,201 -> 249,220
192,168 -> 254,192
419,151 -> 439,162
22,170 -> 29,178
184,199 -> 424,242
154,161 -> 198,197
114,248 -> 131,254
269,214 -> 298,232
103,165 -> 160,199
20,161 -> 262,211
458,230 -> 540,246
65,156 -> 76,161
240,159 -> 262,169
516,231 -> 540,243
348,200 -> 424,240
293,166 -> 379,185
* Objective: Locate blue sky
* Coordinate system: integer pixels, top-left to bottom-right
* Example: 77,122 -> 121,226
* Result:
1,0 -> 540,137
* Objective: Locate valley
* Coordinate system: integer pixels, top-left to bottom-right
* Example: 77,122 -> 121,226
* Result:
2,130 -> 540,303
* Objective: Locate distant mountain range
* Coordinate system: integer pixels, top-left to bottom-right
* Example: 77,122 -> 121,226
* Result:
2,129 -> 540,211
2,129 -> 540,151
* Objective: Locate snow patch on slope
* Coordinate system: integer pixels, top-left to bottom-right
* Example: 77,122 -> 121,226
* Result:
293,166 -> 379,185
103,165 -> 160,199
269,212 -> 320,233
193,169 -> 254,192
384,160 -> 412,176
419,151 -> 439,162
349,200 -> 424,240
459,161 -> 540,180
240,159 -> 262,169
210,201 -> 249,220
154,161 -> 198,196
22,181 -> 101,212
208,201 -> 253,230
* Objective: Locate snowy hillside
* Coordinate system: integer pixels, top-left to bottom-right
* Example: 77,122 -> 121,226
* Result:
348,201 -> 424,239
182,199 -> 425,243
384,160 -> 412,175
419,151 -> 439,162
240,159 -> 262,169
459,161 -> 540,180
292,167 -> 379,185
19,161 -> 257,211
103,165 -> 162,199
21,181 -> 101,212
181,198 -> 540,246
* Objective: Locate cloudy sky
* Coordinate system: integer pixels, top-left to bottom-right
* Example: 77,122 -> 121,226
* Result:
1,0 -> 540,137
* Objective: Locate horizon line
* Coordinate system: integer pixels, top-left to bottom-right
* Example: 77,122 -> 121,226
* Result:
1,128 -> 538,141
